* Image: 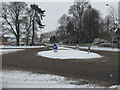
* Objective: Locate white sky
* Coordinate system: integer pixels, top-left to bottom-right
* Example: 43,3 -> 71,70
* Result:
0,0 -> 119,33
30,1 -> 118,33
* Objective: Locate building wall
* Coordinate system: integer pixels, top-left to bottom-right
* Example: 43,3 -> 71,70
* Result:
42,38 -> 50,43
2,37 -> 7,43
0,36 -> 8,45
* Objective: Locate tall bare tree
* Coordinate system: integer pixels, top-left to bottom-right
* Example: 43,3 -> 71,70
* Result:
104,15 -> 113,41
2,2 -> 27,45
56,1 -> 103,44
56,14 -> 72,42
22,13 -> 32,45
68,1 -> 90,43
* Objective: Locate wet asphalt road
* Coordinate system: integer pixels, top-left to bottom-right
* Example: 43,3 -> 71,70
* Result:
2,46 -> 119,86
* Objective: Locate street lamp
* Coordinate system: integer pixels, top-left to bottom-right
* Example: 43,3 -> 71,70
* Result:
106,4 -> 115,12
106,3 -> 117,48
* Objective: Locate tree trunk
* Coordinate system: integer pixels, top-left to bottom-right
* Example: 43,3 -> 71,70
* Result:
16,14 -> 20,46
32,19 -> 35,45
26,29 -> 29,46
16,36 -> 19,46
26,36 -> 29,46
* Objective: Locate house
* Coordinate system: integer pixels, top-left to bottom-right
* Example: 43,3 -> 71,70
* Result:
0,35 -> 9,45
3,35 -> 16,46
42,38 -> 50,43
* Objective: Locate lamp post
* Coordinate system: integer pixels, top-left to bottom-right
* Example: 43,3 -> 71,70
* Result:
106,4 -> 117,48
118,1 -> 120,29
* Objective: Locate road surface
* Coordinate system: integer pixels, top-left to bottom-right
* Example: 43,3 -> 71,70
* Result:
2,46 -> 119,86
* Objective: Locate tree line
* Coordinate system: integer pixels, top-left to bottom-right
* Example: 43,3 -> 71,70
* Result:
55,1 -> 118,44
2,2 -> 45,46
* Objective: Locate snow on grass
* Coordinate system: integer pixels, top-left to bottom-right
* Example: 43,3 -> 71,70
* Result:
1,70 -> 102,88
0,45 -> 46,49
110,85 -> 120,89
38,49 -> 102,59
67,46 -> 120,52
0,45 -> 46,55
0,49 -> 24,55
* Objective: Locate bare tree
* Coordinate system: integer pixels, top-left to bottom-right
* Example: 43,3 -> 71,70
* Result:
106,4 -> 118,48
22,9 -> 33,45
2,2 -> 27,45
56,1 -> 103,44
104,15 -> 113,42
68,1 -> 90,43
56,14 -> 72,42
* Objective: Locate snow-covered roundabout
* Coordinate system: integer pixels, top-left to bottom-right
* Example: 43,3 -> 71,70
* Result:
38,47 -> 103,59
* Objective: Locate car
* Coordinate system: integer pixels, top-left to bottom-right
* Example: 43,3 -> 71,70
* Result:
100,42 -> 112,47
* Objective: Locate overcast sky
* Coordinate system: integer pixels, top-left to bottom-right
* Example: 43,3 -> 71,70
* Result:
29,1 -> 118,33
1,0 -> 119,34
29,2 -> 73,33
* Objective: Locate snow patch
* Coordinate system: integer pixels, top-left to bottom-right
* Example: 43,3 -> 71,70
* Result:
110,85 -> 120,89
0,45 -> 45,49
67,46 -> 120,52
0,49 -> 24,55
1,70 -> 102,88
38,49 -> 102,59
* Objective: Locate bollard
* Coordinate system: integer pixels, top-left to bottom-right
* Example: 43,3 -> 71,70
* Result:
88,45 -> 90,54
53,43 -> 58,53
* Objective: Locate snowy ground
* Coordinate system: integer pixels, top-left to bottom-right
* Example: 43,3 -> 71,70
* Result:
0,45 -> 45,49
0,45 -> 46,55
38,47 -> 102,59
1,70 -> 103,88
0,49 -> 24,55
110,85 -> 120,89
66,45 -> 120,52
